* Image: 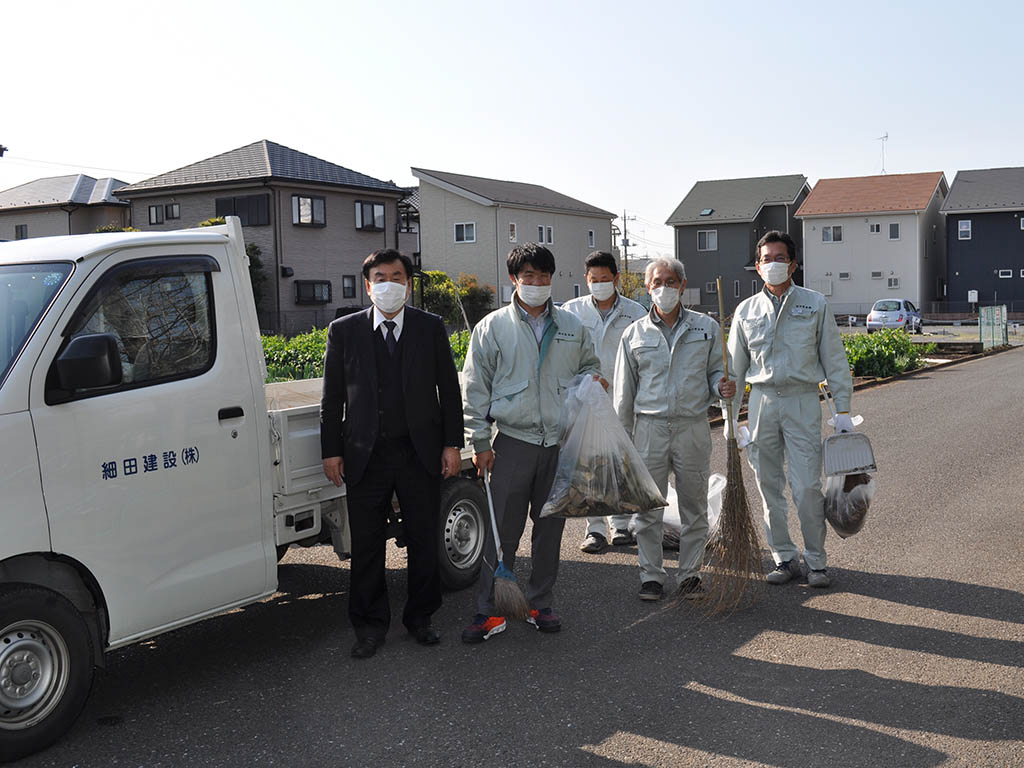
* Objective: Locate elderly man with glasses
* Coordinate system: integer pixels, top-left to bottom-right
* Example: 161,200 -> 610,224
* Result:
726,231 -> 854,589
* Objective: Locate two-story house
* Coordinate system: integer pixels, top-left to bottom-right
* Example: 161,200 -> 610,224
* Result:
941,167 -> 1024,308
665,175 -> 810,315
115,140 -> 405,333
412,168 -> 615,304
796,172 -> 947,313
0,174 -> 128,240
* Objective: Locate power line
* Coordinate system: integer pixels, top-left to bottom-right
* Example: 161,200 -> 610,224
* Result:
0,154 -> 155,176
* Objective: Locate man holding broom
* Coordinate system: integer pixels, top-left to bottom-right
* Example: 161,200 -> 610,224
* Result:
461,243 -> 602,643
726,231 -> 854,588
614,257 -> 736,601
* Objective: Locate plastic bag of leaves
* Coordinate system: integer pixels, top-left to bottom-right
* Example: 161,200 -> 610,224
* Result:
541,375 -> 667,518
824,472 -> 876,538
657,474 -> 726,551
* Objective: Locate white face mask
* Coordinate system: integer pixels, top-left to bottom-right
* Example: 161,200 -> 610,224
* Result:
518,283 -> 552,307
650,286 -> 680,313
589,281 -> 616,301
760,261 -> 791,286
370,281 -> 408,314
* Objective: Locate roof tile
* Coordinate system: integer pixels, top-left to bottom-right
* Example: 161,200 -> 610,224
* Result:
796,172 -> 945,217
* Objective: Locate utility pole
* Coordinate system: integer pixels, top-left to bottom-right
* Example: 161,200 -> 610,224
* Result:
621,209 -> 636,273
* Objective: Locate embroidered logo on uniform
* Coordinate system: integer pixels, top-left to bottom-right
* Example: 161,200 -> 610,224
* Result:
790,304 -> 814,317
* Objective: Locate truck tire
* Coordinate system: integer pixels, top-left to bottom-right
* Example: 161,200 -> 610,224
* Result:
0,586 -> 95,762
437,478 -> 486,591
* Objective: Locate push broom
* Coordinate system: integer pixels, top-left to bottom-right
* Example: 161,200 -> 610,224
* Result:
701,276 -> 763,615
484,470 -> 530,620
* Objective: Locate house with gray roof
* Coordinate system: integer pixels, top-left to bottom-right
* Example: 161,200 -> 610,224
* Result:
0,174 -> 129,241
412,168 -> 616,304
115,140 -> 405,333
666,174 -> 809,315
941,167 -> 1024,309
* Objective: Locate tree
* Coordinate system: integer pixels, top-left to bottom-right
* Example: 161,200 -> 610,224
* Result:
421,270 -> 463,327
618,271 -> 648,304
457,273 -> 495,327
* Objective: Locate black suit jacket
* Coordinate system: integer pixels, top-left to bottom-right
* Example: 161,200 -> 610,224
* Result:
320,306 -> 464,487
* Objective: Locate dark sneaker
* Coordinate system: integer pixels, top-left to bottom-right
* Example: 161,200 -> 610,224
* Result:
638,581 -> 664,601
579,532 -> 608,554
461,614 -> 506,644
807,569 -> 831,588
526,608 -> 562,633
678,576 -> 706,600
611,528 -> 635,546
765,559 -> 801,585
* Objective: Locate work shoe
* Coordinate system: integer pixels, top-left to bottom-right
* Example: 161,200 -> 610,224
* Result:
461,614 -> 506,644
526,608 -> 562,633
807,569 -> 831,588
638,581 -> 664,601
678,576 -> 706,600
765,559 -> 801,585
579,532 -> 608,554
611,528 -> 635,546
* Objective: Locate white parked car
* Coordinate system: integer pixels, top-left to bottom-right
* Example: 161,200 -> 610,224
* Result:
866,298 -> 922,334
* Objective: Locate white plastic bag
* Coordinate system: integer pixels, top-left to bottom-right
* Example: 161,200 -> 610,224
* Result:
657,474 -> 726,550
824,472 -> 876,538
541,376 -> 667,518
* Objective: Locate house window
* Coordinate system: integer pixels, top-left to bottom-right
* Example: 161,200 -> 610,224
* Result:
588,230 -> 595,248
869,223 -> 881,233
454,222 -> 476,243
573,284 -> 581,298
822,225 -> 843,242
1020,218 -> 1024,231
165,203 -> 180,220
215,194 -> 270,226
1020,269 -> 1024,278
148,205 -> 164,225
355,201 -> 385,231
889,222 -> 900,240
697,230 -> 718,251
998,269 -> 1013,279
292,195 -> 326,227
295,280 -> 332,304
14,224 -> 27,240
887,277 -> 900,289
509,223 -> 517,243
342,275 -> 356,299
537,225 -> 545,243
705,282 -> 717,294
871,271 -> 883,279
733,280 -> 740,298
958,220 -> 971,240
839,271 -> 851,280
546,226 -> 553,244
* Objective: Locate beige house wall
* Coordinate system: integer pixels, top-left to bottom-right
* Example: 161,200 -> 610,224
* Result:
0,205 -> 128,240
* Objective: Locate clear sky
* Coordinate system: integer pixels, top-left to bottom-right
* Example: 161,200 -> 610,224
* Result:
3,0 -> 1022,258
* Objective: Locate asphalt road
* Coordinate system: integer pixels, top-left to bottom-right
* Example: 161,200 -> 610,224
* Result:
15,348 -> 1024,768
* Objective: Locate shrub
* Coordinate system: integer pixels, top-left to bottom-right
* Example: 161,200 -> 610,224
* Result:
843,329 -> 936,378
421,270 -> 463,326
93,223 -> 140,233
262,328 -> 328,382
456,273 -> 495,326
449,330 -> 471,371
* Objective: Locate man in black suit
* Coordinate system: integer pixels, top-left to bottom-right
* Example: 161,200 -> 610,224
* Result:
321,249 -> 464,659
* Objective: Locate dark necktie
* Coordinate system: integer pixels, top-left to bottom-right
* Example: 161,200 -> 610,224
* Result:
383,320 -> 397,356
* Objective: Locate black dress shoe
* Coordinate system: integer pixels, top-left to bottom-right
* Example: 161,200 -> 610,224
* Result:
351,637 -> 382,659
411,626 -> 441,646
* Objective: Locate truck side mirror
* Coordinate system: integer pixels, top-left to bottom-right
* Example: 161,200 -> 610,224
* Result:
56,333 -> 123,391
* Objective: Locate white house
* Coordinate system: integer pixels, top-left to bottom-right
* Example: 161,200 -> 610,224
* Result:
412,168 -> 616,304
795,172 -> 948,313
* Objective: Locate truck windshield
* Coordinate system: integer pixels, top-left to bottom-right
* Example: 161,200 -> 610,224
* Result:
1,263 -> 74,387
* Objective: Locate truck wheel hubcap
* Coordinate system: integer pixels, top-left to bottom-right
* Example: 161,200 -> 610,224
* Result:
444,500 -> 483,569
0,621 -> 68,729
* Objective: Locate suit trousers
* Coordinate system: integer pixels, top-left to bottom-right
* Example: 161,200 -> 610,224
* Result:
345,436 -> 442,640
476,433 -> 565,616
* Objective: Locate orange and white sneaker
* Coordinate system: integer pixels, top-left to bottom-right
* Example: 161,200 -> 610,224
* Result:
526,608 -> 562,633
461,614 -> 506,644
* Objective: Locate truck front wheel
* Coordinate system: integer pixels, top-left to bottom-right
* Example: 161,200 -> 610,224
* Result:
0,586 -> 95,762
437,478 -> 486,591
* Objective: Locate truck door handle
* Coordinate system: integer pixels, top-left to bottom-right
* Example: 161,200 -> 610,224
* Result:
218,406 -> 244,420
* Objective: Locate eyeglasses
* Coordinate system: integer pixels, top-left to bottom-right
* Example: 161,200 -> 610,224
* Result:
758,256 -> 791,264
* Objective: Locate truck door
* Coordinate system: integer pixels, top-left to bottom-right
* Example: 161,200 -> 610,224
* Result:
29,244 -> 268,644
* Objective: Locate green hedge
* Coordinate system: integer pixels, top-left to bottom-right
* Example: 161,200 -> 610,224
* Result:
842,328 -> 935,378
262,327 -> 472,382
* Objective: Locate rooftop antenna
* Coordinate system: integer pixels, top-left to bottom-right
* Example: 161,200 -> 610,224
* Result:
877,131 -> 888,174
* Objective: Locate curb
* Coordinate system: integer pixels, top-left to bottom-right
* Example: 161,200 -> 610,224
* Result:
709,343 -> 1018,428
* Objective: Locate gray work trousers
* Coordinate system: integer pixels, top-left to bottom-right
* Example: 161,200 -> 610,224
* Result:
475,432 -> 566,616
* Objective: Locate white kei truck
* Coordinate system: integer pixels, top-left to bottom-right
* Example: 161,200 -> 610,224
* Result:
0,218 -> 487,761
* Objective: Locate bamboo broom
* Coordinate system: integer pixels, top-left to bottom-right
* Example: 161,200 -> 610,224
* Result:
701,276 -> 763,615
